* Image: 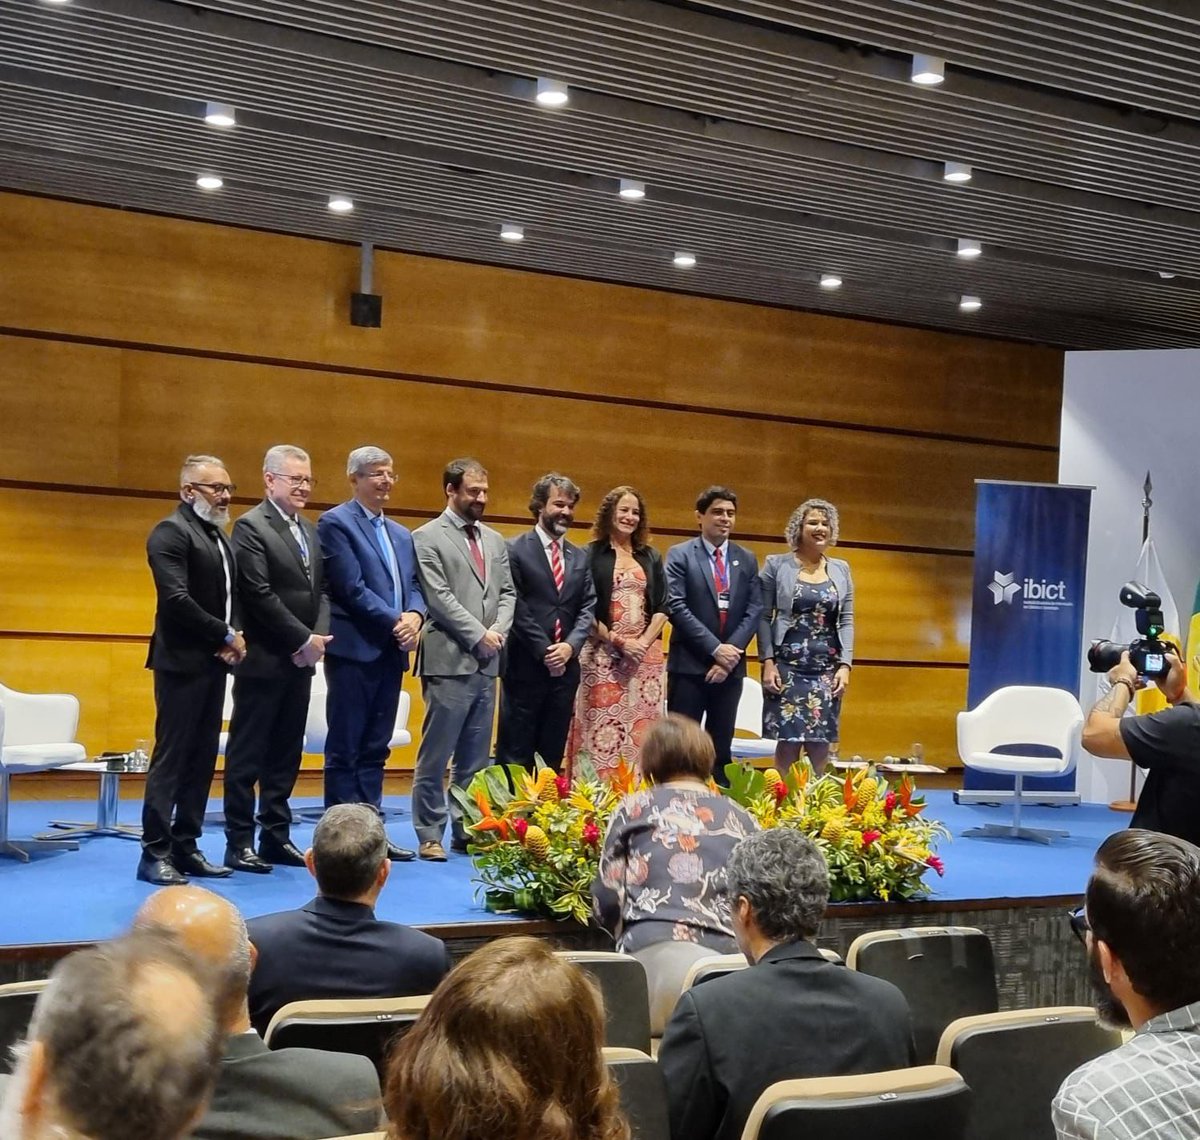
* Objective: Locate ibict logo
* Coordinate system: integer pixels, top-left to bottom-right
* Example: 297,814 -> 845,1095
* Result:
988,570 -> 1071,609
988,571 -> 1020,605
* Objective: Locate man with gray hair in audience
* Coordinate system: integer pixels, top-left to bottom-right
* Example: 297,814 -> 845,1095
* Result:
657,828 -> 915,1140
246,803 -> 453,1036
0,926 -> 224,1140
318,445 -> 426,859
134,884 -> 383,1140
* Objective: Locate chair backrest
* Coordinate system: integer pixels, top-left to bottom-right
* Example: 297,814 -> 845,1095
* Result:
936,1007 -> 1124,1140
0,979 -> 48,1075
735,678 -> 766,736
0,683 -> 81,748
390,690 -> 412,747
604,1048 -> 670,1140
957,686 -> 1083,765
682,954 -> 749,991
313,1133 -> 386,1140
846,927 -> 998,1064
263,994 -> 430,1080
304,668 -> 410,754
742,1065 -> 970,1140
557,951 -> 652,1053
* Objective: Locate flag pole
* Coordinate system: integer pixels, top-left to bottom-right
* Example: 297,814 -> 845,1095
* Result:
1110,471 -> 1152,812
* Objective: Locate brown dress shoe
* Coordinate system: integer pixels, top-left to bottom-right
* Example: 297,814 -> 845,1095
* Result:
418,840 -> 447,862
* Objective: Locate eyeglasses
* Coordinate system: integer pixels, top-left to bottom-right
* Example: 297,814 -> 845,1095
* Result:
268,472 -> 316,488
189,482 -> 236,496
363,471 -> 395,483
1069,905 -> 1090,944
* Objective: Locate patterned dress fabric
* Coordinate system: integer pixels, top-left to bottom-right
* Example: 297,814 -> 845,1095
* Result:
763,577 -> 842,743
592,785 -> 758,954
568,564 -> 665,777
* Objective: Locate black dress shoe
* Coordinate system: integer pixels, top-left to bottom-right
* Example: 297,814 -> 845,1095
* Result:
450,838 -> 470,854
257,838 -> 306,867
136,856 -> 187,886
224,846 -> 273,874
174,850 -> 234,878
387,841 -> 416,862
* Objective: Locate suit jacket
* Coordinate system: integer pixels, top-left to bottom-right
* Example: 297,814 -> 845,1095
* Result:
586,540 -> 669,629
504,528 -> 597,679
758,553 -> 855,666
146,502 -> 237,673
246,896 -> 454,1037
231,500 -> 329,679
317,500 -> 426,667
412,511 -> 516,678
665,538 -> 762,676
192,1032 -> 381,1140
657,940 -> 915,1140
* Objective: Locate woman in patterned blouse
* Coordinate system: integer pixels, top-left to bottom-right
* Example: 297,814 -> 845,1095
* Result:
592,714 -> 758,1032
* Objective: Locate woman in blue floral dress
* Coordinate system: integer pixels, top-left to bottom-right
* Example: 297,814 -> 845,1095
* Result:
758,498 -> 854,774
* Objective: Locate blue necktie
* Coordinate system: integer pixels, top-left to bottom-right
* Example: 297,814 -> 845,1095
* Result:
370,515 -> 401,607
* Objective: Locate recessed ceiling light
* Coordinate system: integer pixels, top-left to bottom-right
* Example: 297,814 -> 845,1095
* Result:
819,273 -> 843,289
39,0 -> 72,5
1159,271 -> 1177,279
500,223 -> 525,242
618,179 -> 646,200
673,251 -> 697,268
911,54 -> 945,85
959,295 -> 982,312
535,78 -> 569,108
195,173 -> 223,191
327,194 -> 354,213
204,101 -> 236,128
956,238 -> 982,258
943,161 -> 973,183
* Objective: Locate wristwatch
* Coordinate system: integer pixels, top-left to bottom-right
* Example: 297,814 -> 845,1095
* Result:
224,625 -> 237,645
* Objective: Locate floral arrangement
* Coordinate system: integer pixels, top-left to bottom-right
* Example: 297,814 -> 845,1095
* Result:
450,757 -> 641,923
723,761 -> 949,902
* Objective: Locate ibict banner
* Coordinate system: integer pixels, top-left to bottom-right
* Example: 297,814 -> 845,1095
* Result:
965,480 -> 1093,792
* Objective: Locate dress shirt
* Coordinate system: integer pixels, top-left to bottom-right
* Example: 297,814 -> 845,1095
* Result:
535,523 -> 566,572
265,496 -> 309,568
356,501 -> 401,606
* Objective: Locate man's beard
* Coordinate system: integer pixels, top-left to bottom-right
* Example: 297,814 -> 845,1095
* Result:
1089,941 -> 1131,1029
543,514 -> 570,537
192,496 -> 230,528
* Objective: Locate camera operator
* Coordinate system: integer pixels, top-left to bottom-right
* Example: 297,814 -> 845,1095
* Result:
1082,649 -> 1200,846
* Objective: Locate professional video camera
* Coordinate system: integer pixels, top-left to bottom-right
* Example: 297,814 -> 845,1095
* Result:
1087,581 -> 1172,680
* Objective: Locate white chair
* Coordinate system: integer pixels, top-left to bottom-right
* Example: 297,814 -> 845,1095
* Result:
0,682 -> 87,861
217,672 -> 235,756
303,663 -> 412,755
728,677 -> 777,762
956,686 -> 1083,844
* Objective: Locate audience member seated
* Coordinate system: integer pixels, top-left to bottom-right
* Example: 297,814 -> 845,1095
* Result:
247,803 -> 453,1035
382,935 -> 630,1140
1054,828 -> 1200,1140
592,714 -> 758,1033
0,927 -> 224,1140
135,885 -> 382,1140
657,828 -> 915,1140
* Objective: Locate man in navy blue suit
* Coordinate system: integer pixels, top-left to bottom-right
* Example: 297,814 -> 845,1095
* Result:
665,486 -> 762,784
317,446 -> 426,861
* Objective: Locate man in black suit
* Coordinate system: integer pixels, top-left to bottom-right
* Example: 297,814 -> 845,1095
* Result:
223,445 -> 331,873
658,829 -> 915,1140
246,804 -> 453,1036
665,486 -> 762,784
139,454 -> 245,886
497,473 -> 597,773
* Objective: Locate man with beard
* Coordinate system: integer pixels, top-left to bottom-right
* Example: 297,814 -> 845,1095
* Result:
496,473 -> 596,773
1054,829 -> 1200,1139
411,457 -> 515,861
139,455 -> 245,886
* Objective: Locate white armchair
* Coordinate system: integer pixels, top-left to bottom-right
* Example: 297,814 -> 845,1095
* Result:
0,682 -> 87,860
303,663 -> 412,756
712,677 -> 777,763
956,685 -> 1083,844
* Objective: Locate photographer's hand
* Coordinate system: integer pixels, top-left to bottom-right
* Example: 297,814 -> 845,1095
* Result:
1160,652 -> 1194,705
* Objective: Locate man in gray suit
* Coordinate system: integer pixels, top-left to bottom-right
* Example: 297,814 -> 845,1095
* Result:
134,886 -> 382,1140
411,457 -> 515,861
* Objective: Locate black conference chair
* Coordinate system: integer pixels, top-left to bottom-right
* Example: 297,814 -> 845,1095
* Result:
557,951 -> 653,1053
263,994 -> 430,1081
604,1048 -> 670,1140
0,979 -> 47,1074
847,926 -> 998,1064
743,1066 -> 970,1140
936,1006 -> 1124,1140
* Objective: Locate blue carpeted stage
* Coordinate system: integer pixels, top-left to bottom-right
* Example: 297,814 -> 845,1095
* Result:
1,791 -> 1132,950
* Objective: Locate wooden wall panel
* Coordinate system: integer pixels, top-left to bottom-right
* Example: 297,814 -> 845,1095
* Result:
838,665 -> 968,762
0,194 -> 1062,445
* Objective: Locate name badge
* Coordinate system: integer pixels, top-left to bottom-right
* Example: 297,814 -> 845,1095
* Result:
717,590 -> 731,611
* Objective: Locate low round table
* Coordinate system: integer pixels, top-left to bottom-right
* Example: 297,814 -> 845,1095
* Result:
35,759 -> 144,841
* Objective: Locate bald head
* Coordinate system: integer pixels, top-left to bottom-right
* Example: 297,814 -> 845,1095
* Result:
134,886 -> 252,1030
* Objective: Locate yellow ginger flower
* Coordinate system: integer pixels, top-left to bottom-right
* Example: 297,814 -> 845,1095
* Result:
762,767 -> 785,792
523,825 -> 550,860
821,816 -> 848,844
534,768 -> 560,804
855,777 -> 879,807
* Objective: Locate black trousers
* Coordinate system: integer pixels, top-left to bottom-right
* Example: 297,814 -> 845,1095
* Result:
223,668 -> 313,848
496,666 -> 580,773
667,670 -> 743,783
142,663 -> 227,860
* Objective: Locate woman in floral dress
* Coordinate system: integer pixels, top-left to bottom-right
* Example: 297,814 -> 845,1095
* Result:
758,498 -> 855,775
567,485 -> 668,778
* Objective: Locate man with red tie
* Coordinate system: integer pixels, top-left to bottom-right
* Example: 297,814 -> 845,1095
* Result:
497,474 -> 597,774
665,487 -> 763,785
